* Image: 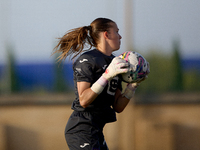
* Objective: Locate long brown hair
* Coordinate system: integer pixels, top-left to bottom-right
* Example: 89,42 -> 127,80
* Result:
52,18 -> 115,62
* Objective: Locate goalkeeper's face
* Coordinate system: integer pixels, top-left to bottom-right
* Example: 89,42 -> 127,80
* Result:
107,22 -> 122,51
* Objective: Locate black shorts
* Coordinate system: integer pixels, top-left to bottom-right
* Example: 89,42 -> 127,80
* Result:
65,111 -> 109,150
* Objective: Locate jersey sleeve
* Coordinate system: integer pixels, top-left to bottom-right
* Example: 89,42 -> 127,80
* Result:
73,56 -> 95,83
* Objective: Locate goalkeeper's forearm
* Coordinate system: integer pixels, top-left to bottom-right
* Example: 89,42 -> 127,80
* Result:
113,89 -> 131,113
91,75 -> 108,94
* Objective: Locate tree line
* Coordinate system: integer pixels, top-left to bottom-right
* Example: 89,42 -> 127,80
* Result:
0,40 -> 200,94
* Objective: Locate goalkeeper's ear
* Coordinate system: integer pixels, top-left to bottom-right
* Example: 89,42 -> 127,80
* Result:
103,31 -> 109,39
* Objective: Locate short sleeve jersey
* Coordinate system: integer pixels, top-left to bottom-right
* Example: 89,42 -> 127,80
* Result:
71,49 -> 122,123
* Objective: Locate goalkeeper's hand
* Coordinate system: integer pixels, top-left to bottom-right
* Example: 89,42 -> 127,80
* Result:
123,73 -> 149,99
122,83 -> 140,100
123,61 -> 150,99
102,57 -> 129,81
91,57 -> 129,94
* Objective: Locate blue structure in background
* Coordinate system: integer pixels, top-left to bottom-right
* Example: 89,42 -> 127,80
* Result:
16,63 -> 74,91
0,58 -> 199,92
0,63 -> 74,92
182,58 -> 200,71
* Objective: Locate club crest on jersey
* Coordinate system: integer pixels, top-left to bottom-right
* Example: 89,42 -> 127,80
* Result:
102,65 -> 107,70
79,59 -> 88,63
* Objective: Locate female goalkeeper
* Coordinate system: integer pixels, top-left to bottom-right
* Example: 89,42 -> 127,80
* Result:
53,18 -> 143,150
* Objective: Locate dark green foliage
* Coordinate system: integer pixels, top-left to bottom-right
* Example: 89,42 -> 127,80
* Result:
53,53 -> 68,92
7,46 -> 20,92
171,40 -> 183,91
184,70 -> 200,92
136,51 -> 174,94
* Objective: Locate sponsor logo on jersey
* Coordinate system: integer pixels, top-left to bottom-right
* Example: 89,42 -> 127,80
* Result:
79,59 -> 88,63
80,143 -> 90,148
76,68 -> 82,72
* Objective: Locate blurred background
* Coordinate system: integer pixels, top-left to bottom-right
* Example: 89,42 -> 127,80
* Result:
0,0 -> 200,150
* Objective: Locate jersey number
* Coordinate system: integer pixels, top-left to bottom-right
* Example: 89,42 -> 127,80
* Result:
107,76 -> 119,96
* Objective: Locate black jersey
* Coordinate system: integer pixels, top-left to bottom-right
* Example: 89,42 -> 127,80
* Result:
71,49 -> 122,123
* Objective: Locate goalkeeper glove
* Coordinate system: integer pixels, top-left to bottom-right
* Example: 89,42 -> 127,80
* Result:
91,57 -> 129,94
122,83 -> 140,99
123,62 -> 150,99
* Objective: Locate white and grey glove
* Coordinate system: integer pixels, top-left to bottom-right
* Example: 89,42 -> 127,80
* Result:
91,57 -> 129,94
122,83 -> 140,99
123,72 -> 150,99
102,57 -> 129,81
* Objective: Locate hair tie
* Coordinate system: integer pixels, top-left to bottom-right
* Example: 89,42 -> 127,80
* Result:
86,25 -> 92,31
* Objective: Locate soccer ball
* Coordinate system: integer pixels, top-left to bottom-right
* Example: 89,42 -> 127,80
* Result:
119,51 -> 149,83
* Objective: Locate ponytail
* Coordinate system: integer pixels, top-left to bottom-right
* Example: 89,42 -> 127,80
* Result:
53,26 -> 94,62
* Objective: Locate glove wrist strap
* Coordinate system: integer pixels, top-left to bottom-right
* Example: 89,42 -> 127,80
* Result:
91,75 -> 108,94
